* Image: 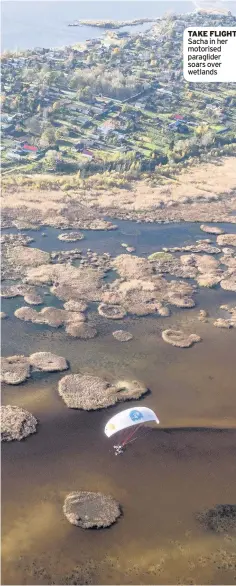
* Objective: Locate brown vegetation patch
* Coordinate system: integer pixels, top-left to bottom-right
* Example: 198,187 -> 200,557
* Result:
2,159 -> 236,227
1,284 -> 36,299
113,254 -> 153,280
148,252 -> 195,279
220,273 -> 236,292
26,264 -> 104,302
114,379 -> 147,400
1,355 -> 30,385
196,274 -> 222,287
50,249 -> 82,264
214,305 -> 236,328
198,310 -> 208,322
217,234 -> 236,247
162,329 -> 201,348
14,306 -> 86,332
82,250 -> 112,272
1,190 -> 118,231
98,303 -> 127,319
5,245 -> 50,268
65,322 -> 97,338
166,292 -> 195,308
15,306 -> 66,327
58,373 -> 147,410
1,233 -> 34,246
101,270 -> 195,316
196,255 -> 221,274
0,312 -> 8,319
1,352 -> 69,385
29,352 -> 68,372
213,318 -> 232,329
154,255 -> 198,279
63,300 -> 88,312
58,374 -> 116,409
2,243 -> 50,281
1,405 -> 38,442
196,504 -> 236,533
180,253 -> 222,288
92,158 -> 236,223
200,224 -> 224,235
63,491 -> 121,528
58,231 -> 84,242
24,292 -> 43,305
220,250 -> 236,270
166,242 -> 221,254
112,330 -> 133,342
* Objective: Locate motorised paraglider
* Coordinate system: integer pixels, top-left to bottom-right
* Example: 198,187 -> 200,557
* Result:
104,406 -> 159,455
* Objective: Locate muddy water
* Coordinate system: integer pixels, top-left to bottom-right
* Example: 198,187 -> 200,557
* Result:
2,221 -> 236,585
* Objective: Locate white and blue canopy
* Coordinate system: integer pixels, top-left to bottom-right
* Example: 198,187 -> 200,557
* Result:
104,406 -> 159,438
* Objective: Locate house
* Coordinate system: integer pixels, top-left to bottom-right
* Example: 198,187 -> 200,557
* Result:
6,151 -> 22,160
156,88 -> 173,97
23,143 -> 38,152
2,123 -> 14,131
135,101 -> 145,109
100,120 -> 116,135
173,114 -> 184,120
82,149 -> 94,159
1,114 -> 15,123
168,121 -> 189,133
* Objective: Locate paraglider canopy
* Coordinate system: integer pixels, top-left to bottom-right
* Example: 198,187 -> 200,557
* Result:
104,406 -> 159,438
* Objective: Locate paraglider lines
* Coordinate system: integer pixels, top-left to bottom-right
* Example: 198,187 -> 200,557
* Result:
120,423 -> 145,447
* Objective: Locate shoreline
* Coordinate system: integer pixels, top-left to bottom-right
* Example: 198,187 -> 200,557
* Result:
68,18 -> 158,29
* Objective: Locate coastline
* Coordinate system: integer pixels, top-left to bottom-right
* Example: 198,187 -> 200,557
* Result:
68,18 -> 158,29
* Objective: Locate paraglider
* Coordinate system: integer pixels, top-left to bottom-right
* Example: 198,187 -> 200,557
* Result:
104,407 -> 159,455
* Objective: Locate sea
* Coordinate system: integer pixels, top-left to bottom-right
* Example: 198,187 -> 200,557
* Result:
1,0 -> 236,52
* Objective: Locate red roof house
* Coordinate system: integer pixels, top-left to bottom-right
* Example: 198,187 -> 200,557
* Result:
82,149 -> 94,158
173,114 -> 184,120
23,143 -> 38,152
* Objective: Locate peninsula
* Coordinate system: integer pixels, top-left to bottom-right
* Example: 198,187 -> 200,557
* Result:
68,18 -> 157,28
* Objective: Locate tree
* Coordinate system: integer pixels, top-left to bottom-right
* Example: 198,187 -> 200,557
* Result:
195,125 -> 208,137
55,126 -> 69,141
200,131 -> 215,148
27,116 -> 42,136
42,149 -> 61,171
39,126 -> 56,148
121,104 -> 130,114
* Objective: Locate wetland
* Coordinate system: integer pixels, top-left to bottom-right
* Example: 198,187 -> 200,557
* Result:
2,216 -> 236,585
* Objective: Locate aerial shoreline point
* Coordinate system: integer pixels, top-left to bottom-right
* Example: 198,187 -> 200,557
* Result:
68,18 -> 158,28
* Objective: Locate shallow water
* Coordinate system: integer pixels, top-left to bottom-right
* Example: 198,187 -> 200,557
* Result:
2,219 -> 236,585
3,218 -> 236,256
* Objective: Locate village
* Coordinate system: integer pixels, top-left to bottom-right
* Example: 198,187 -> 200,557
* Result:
1,10 -> 236,178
